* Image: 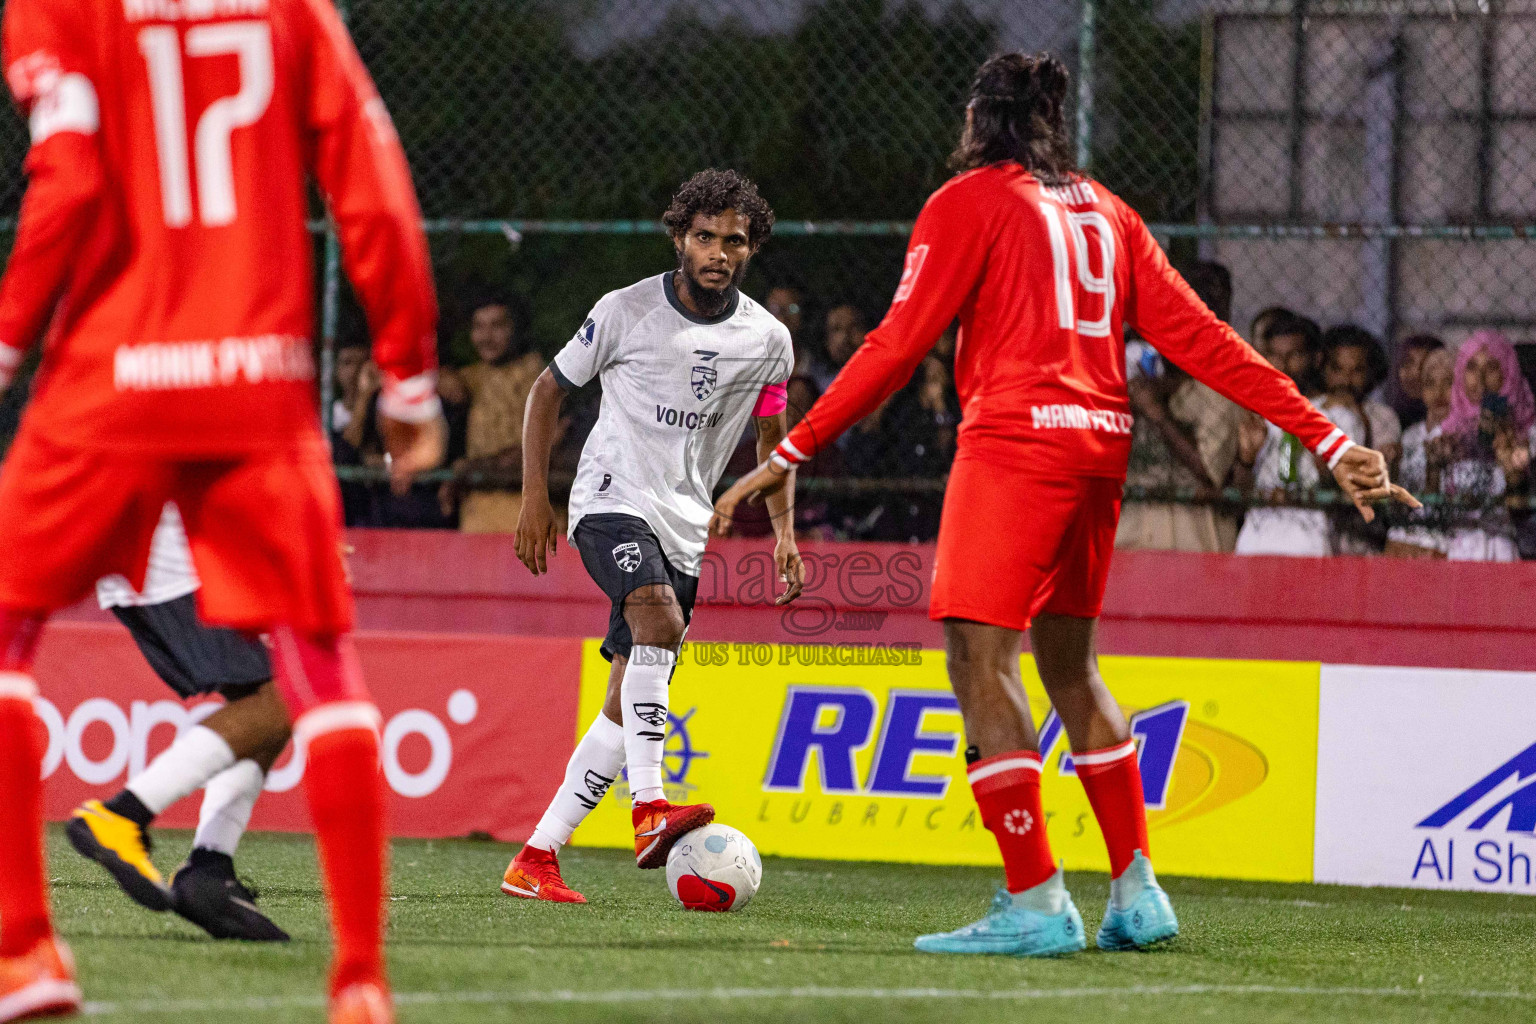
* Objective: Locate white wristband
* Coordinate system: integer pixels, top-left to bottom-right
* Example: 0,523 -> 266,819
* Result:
378,370 -> 442,424
0,342 -> 22,391
769,453 -> 792,472
776,438 -> 810,464
1325,439 -> 1357,471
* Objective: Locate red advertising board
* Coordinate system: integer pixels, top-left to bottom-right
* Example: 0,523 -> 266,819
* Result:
32,622 -> 583,841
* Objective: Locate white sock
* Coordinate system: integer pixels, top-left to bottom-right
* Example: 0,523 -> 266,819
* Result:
1012,865 -> 1070,915
527,713 -> 626,853
127,725 -> 237,815
193,759 -> 265,857
621,645 -> 675,804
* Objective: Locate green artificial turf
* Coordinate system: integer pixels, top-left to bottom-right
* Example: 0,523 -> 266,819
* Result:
48,827 -> 1534,1024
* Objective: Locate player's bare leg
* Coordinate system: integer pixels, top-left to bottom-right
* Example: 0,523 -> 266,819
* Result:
267,627 -> 391,1020
599,653 -> 626,724
1031,615 -> 1129,750
944,620 -> 1038,757
503,657 -> 627,903
0,608 -> 82,1021
69,681 -> 291,936
623,584 -> 712,868
915,619 -> 1084,957
1031,613 -> 1178,949
200,682 -> 292,764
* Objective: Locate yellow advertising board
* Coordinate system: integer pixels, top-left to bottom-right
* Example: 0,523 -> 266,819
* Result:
572,640 -> 1320,882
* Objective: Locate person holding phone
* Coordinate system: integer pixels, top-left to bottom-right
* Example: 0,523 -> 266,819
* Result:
1426,331 -> 1535,560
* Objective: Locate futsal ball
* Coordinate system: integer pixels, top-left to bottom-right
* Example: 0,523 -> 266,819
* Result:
666,824 -> 762,912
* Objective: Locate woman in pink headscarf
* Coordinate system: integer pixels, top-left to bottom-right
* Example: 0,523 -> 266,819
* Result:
1423,330 -> 1534,560
1440,330 -> 1536,438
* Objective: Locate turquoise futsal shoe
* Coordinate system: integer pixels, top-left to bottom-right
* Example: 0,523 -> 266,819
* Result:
1096,850 -> 1179,950
914,868 -> 1086,957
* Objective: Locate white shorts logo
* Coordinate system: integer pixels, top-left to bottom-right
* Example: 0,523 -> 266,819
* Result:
613,542 -> 643,573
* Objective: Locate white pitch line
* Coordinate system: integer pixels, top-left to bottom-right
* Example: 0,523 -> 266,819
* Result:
1205,894 -> 1536,918
81,983 -> 1536,1016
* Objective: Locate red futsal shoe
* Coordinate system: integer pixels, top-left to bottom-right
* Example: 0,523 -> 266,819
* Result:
633,799 -> 714,869
330,981 -> 392,1024
0,936 -> 81,1023
501,846 -> 586,904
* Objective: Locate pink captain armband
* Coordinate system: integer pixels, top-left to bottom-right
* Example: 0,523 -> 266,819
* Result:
752,381 -> 788,417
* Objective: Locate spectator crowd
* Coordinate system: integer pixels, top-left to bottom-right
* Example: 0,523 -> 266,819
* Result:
1119,262 -> 1536,562
336,265 -> 1536,563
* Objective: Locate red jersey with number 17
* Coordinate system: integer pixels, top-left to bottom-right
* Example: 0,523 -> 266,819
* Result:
776,162 -> 1352,477
0,0 -> 438,454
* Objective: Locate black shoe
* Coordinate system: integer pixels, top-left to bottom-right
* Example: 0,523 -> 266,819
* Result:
169,850 -> 290,942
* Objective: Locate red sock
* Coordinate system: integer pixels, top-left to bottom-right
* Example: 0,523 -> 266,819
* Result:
1074,739 -> 1149,879
968,751 -> 1055,894
0,611 -> 52,957
301,716 -> 387,994
272,627 -> 387,995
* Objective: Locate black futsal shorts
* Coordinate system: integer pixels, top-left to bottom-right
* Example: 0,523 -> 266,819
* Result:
111,593 -> 271,700
572,513 -> 699,662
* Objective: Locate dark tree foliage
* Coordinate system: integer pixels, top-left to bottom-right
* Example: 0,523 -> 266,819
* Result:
338,0 -> 998,357
1089,0 -> 1201,224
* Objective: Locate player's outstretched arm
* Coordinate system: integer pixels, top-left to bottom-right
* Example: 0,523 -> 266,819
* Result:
303,0 -> 442,442
0,139 -> 102,391
774,185 -> 986,471
1120,202 -> 1418,521
515,368 -> 565,576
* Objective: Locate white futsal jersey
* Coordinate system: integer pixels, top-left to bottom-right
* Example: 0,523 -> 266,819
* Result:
553,273 -> 793,574
96,503 -> 200,609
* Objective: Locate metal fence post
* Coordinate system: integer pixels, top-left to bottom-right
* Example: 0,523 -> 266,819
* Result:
1077,0 -> 1096,172
318,0 -> 349,437
319,234 -> 342,437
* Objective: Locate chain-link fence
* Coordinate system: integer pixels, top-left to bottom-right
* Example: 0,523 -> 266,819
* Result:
2,1 -> 1534,553
321,0 -> 1087,537
1106,1 -> 1536,558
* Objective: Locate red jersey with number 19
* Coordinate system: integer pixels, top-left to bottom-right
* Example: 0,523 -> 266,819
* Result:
775,162 -> 1351,477
0,0 -> 438,454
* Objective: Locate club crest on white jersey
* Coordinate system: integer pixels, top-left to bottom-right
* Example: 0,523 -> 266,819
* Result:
551,273 -> 794,574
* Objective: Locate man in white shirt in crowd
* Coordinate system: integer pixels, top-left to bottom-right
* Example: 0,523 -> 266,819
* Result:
1234,312 -> 1365,555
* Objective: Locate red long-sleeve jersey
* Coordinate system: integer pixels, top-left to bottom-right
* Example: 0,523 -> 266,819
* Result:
0,0 -> 438,454
775,163 -> 1353,477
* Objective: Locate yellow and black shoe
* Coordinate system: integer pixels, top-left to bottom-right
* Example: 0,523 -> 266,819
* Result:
65,799 -> 172,913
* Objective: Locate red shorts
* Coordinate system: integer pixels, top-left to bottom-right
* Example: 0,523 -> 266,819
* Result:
930,455 -> 1123,632
0,426 -> 352,634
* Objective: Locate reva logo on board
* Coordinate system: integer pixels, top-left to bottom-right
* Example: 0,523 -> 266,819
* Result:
762,686 -> 1192,805
1411,740 -> 1536,888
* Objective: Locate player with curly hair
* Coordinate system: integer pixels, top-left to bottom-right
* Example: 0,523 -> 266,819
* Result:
497,169 -> 803,903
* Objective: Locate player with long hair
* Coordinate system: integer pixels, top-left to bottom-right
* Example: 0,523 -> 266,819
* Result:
715,53 -> 1417,957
